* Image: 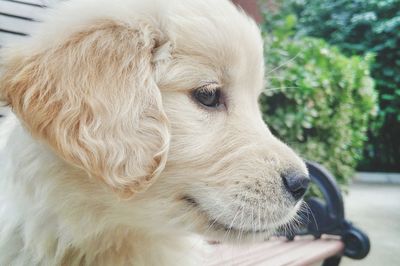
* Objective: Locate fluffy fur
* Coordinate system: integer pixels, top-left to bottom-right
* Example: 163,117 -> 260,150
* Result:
0,0 -> 308,265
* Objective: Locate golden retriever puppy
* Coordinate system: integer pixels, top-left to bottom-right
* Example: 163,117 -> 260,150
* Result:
0,0 -> 309,265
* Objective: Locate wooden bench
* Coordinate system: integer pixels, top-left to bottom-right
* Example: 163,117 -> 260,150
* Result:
207,162 -> 370,266
208,237 -> 344,266
0,0 -> 55,48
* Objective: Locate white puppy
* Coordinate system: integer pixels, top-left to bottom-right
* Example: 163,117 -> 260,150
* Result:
0,0 -> 309,265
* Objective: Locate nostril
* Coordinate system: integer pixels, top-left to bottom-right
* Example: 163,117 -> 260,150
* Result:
282,173 -> 310,201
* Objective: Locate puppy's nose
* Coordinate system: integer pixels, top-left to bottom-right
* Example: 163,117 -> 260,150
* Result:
282,173 -> 310,201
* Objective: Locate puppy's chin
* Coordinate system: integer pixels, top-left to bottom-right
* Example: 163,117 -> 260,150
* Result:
180,196 -> 303,243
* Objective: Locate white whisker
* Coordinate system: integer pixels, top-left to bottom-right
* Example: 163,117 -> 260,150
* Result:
265,51 -> 302,75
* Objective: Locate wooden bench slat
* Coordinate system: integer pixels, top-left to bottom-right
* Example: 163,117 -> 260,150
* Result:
0,30 -> 26,46
238,240 -> 313,266
258,239 -> 344,266
208,239 -> 286,266
3,0 -> 48,7
242,240 -> 318,266
0,1 -> 46,21
207,237 -> 344,266
286,240 -> 344,266
0,15 -> 43,35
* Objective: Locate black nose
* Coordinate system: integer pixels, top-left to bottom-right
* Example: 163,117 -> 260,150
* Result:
282,173 -> 310,201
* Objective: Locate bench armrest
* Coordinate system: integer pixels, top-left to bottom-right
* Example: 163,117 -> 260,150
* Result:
288,161 -> 370,260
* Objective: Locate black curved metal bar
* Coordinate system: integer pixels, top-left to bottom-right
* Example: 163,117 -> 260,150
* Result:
288,161 -> 371,265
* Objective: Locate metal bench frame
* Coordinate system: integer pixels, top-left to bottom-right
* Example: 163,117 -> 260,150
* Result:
286,162 -> 371,266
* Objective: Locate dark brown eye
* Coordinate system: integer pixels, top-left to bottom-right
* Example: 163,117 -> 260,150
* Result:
192,88 -> 221,108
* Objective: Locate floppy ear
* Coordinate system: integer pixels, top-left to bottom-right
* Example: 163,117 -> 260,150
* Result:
0,20 -> 170,197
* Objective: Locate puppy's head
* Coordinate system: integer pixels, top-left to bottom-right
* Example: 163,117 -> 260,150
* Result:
0,0 -> 309,241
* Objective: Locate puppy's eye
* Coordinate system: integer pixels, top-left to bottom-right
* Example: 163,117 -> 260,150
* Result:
192,88 -> 222,108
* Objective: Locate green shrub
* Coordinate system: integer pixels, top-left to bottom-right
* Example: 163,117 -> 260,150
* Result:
291,0 -> 400,171
260,12 -> 378,185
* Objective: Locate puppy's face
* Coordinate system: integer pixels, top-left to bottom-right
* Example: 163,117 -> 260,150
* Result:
0,0 -> 308,242
131,1 -> 309,241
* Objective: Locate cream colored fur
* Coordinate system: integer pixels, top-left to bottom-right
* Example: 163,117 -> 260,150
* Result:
0,0 -> 308,265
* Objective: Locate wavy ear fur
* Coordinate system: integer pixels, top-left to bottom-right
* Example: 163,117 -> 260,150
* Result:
0,20 -> 170,197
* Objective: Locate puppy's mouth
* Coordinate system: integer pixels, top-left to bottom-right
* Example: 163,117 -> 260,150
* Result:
182,195 -> 270,235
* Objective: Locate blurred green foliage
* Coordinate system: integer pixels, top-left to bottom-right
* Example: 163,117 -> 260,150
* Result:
259,10 -> 378,185
290,0 -> 400,171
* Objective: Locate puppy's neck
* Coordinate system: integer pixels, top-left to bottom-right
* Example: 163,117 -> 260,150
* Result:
0,115 -> 204,266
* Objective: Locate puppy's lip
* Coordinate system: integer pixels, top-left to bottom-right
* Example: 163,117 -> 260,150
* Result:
182,195 -> 270,234
210,218 -> 270,234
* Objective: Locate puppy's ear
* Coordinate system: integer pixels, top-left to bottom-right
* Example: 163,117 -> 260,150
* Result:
0,20 -> 170,197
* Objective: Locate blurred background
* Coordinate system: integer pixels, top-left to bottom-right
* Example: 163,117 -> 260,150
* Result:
1,0 -> 399,265
234,0 -> 400,265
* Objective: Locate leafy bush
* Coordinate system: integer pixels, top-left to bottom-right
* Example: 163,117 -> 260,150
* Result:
260,12 -> 378,185
291,0 -> 400,171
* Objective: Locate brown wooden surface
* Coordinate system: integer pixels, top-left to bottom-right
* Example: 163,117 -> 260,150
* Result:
207,236 -> 344,266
